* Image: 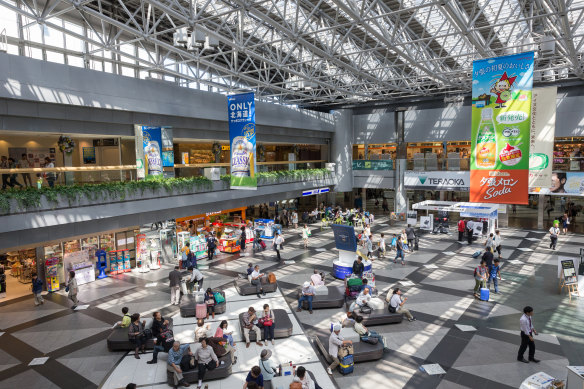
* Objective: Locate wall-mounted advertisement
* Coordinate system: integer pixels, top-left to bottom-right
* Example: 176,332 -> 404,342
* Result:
529,87 -> 556,188
352,160 -> 393,170
227,92 -> 257,190
161,127 -> 174,168
470,52 -> 534,204
404,171 -> 470,190
142,126 -> 163,178
531,172 -> 584,196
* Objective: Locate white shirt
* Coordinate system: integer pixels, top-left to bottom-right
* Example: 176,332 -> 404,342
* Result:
302,228 -> 310,239
467,220 -> 474,230
389,294 -> 402,309
493,234 -> 502,246
328,331 -> 344,357
189,269 -> 204,281
293,375 -> 315,389
549,227 -> 560,237
356,292 -> 371,306
251,270 -> 261,280
519,313 -> 534,335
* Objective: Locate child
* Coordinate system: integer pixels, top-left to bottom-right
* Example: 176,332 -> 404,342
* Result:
391,234 -> 398,250
246,263 -> 254,278
488,259 -> 502,294
120,307 -> 131,328
378,233 -> 386,258
31,273 -> 44,306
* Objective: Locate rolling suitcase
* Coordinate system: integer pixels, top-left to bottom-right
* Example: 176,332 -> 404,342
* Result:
259,240 -> 266,249
480,287 -> 490,301
195,303 -> 207,319
338,354 -> 354,375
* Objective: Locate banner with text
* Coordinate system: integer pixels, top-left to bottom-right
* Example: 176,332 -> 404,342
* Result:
470,52 -> 534,204
528,87 -> 556,188
352,160 -> 393,170
404,171 -> 470,191
227,93 -> 257,190
141,126 -> 163,179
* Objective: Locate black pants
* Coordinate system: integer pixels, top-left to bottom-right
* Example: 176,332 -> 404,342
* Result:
2,174 -> 11,189
275,247 -> 281,261
517,331 -> 535,360
208,247 -> 215,260
263,324 -> 275,341
550,236 -> 557,249
495,245 -> 501,256
152,344 -> 165,361
467,231 -> 473,244
458,231 -> 464,241
198,360 -> 217,381
241,240 -> 246,250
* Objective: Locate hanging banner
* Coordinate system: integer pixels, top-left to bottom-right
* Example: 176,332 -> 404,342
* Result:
529,87 -> 556,188
227,92 -> 257,189
470,52 -> 534,204
161,127 -> 174,168
141,126 -> 163,179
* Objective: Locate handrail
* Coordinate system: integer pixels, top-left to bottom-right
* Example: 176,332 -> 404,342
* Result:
0,165 -> 138,173
169,160 -> 325,168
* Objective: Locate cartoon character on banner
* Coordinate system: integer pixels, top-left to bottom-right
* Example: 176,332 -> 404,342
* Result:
490,71 -> 517,109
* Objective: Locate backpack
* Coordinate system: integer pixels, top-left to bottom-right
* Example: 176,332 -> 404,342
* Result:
361,335 -> 379,345
213,292 -> 225,304
268,272 -> 276,284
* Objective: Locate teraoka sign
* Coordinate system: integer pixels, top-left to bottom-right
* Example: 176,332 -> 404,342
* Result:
404,171 -> 470,191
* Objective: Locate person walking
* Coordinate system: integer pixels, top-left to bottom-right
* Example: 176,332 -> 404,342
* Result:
517,306 -> 540,363
561,213 -> 569,235
366,235 -> 374,259
43,157 -> 56,188
67,271 -> 79,309
394,237 -> 406,266
7,158 -> 23,188
169,266 -> 182,305
549,221 -> 560,250
272,232 -> 284,261
405,224 -> 416,251
252,228 -> 261,252
457,218 -> 466,242
382,197 -> 389,213
292,211 -> 299,229
494,230 -> 503,259
31,273 -> 44,306
378,233 -> 386,258
488,258 -> 502,294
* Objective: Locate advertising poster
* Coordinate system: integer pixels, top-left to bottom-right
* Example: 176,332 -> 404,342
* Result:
227,92 -> 257,189
352,160 -> 393,170
531,172 -> 584,196
470,52 -> 534,204
161,127 -> 174,167
529,87 -> 556,188
141,126 -> 163,178
82,147 -> 96,164
330,224 -> 357,252
407,210 -> 418,226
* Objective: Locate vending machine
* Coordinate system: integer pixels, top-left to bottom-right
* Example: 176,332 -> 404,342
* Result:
45,257 -> 60,292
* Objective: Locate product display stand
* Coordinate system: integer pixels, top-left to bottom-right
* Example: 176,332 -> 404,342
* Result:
333,250 -> 372,280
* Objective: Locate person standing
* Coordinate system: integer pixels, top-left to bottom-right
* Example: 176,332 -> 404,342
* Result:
561,213 -> 569,235
7,158 -> 23,188
252,228 -> 261,252
494,230 -> 503,259
352,256 -> 365,278
473,260 -> 488,298
549,221 -> 560,250
405,224 -> 416,250
67,271 -> 79,309
302,224 -> 310,248
382,197 -> 389,213
326,324 -> 352,375
0,156 -> 10,189
240,226 -> 247,251
258,349 -> 279,388
31,273 -> 44,306
517,306 -> 540,363
488,258 -> 502,294
466,219 -> 475,244
366,235 -> 374,259
206,233 -> 217,261
378,233 -> 386,258
292,211 -> 299,229
43,157 -> 56,188
458,218 -> 466,242
168,266 -> 182,305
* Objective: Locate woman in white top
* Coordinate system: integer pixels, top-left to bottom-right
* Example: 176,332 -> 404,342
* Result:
302,225 -> 310,248
194,318 -> 211,341
292,211 -> 299,229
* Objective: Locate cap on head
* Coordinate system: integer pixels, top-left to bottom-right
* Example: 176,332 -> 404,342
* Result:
333,323 -> 342,332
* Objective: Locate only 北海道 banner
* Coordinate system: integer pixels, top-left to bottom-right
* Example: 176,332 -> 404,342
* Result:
227,93 -> 257,190
470,52 -> 534,204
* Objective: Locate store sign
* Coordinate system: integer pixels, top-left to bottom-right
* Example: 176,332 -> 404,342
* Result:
227,92 -> 257,190
470,52 -> 534,204
404,171 -> 470,190
302,187 -> 330,196
528,87 -> 556,188
352,160 -> 393,170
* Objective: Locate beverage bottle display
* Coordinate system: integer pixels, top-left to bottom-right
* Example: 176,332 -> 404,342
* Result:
145,141 -> 162,176
231,136 -> 252,177
475,108 -> 497,168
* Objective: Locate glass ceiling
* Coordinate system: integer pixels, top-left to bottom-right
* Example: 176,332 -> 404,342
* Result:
0,0 -> 582,108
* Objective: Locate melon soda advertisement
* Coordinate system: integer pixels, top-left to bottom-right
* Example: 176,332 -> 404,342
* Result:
470,52 -> 534,204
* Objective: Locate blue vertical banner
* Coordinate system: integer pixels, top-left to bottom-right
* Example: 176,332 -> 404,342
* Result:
227,92 -> 257,190
141,126 -> 163,178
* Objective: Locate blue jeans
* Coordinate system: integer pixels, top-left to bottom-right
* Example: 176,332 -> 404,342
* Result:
253,239 -> 261,250
263,324 -> 275,341
298,295 -> 313,310
367,330 -> 385,348
488,276 -> 499,293
223,334 -> 234,347
151,344 -> 165,362
395,249 -> 405,261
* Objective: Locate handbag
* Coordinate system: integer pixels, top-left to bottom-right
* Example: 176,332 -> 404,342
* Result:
359,305 -> 372,314
259,313 -> 273,327
388,303 -> 397,314
361,335 -> 379,345
337,344 -> 354,358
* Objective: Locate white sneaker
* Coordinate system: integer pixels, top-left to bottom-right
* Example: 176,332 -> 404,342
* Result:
327,368 -> 333,375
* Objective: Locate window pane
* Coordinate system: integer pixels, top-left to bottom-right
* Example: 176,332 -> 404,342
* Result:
46,51 -> 64,64
67,55 -> 84,68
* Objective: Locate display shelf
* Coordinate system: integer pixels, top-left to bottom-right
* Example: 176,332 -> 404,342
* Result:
219,237 -> 240,253
189,234 -> 208,259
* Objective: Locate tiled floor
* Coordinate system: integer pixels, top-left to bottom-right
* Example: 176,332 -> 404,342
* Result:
0,216 -> 583,389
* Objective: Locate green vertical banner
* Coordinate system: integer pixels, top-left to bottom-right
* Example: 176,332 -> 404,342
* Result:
227,93 -> 257,190
470,52 -> 534,204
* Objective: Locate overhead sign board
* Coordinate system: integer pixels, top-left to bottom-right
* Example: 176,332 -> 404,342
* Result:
404,171 -> 470,190
302,187 -> 330,196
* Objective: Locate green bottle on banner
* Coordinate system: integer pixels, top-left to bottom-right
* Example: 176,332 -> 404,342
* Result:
476,108 -> 497,168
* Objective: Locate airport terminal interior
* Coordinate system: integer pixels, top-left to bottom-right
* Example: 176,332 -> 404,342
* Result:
1,1 -> 584,389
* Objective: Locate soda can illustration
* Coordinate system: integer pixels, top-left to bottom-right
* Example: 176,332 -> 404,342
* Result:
145,141 -> 162,176
231,136 -> 253,177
